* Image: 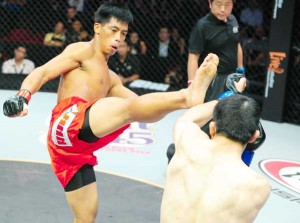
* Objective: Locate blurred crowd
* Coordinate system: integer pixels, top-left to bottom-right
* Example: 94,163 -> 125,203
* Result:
0,0 -> 273,90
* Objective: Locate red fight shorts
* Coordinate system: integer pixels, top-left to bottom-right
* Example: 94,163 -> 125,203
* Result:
47,97 -> 130,187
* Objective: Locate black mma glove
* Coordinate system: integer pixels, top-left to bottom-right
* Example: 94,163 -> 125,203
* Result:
225,73 -> 245,94
245,122 -> 266,151
3,89 -> 31,117
218,72 -> 246,99
242,122 -> 266,166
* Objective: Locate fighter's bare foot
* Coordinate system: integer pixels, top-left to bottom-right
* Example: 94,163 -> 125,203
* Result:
187,53 -> 219,107
195,53 -> 219,79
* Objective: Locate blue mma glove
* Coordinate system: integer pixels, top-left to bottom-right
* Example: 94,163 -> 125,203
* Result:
218,90 -> 235,99
241,150 -> 254,166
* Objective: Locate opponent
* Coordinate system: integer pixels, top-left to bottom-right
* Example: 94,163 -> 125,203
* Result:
166,73 -> 266,166
160,93 -> 271,223
3,3 -> 219,223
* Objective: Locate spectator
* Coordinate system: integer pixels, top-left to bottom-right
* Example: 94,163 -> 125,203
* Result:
164,65 -> 186,90
65,18 -> 91,45
239,0 -> 266,69
64,6 -> 77,32
3,0 -> 26,12
240,0 -> 265,41
146,25 -> 181,83
128,31 -> 147,56
43,21 -> 66,48
1,45 -> 35,74
0,44 -> 4,68
68,0 -> 85,12
108,39 -> 141,86
171,27 -> 186,56
187,0 -> 244,101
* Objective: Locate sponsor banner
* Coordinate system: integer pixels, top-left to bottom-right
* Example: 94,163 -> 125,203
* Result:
103,122 -> 156,155
265,52 -> 286,98
259,159 -> 300,194
262,0 -> 295,122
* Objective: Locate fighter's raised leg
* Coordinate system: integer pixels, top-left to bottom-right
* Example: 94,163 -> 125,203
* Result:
87,54 -> 219,139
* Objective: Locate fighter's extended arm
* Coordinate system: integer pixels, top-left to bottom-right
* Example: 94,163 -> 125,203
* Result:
20,43 -> 83,94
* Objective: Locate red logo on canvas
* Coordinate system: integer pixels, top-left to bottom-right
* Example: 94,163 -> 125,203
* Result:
260,159 -> 300,194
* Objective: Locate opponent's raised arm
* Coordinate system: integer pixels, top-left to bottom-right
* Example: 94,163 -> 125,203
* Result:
3,43 -> 82,117
173,100 -> 218,148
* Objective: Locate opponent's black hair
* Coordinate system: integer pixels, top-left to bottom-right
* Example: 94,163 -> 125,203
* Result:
213,94 -> 260,144
94,2 -> 133,25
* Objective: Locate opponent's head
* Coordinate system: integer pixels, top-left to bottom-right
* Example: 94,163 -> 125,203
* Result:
209,0 -> 234,22
94,3 -> 133,56
211,94 -> 260,145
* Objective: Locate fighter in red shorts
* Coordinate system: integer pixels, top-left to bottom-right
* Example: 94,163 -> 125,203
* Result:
47,97 -> 130,189
3,3 -> 219,223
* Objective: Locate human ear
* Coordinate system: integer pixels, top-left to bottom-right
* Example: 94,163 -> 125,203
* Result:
94,23 -> 101,35
248,130 -> 260,143
209,121 -> 216,138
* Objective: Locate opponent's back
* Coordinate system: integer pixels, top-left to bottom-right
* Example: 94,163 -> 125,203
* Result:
160,138 -> 271,223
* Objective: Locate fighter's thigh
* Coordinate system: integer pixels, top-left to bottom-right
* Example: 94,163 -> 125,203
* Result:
65,182 -> 98,220
89,97 -> 134,138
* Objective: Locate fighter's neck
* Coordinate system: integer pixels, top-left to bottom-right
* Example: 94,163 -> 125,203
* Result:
90,38 -> 110,61
212,135 -> 245,155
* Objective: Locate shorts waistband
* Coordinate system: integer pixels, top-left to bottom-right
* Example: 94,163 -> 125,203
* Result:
52,97 -> 88,113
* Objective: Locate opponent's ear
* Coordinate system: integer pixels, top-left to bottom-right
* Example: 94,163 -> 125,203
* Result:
209,121 -> 216,138
248,130 -> 260,143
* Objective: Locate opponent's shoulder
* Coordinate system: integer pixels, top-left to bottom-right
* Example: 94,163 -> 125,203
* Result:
174,123 -> 212,158
241,169 -> 271,197
251,172 -> 271,193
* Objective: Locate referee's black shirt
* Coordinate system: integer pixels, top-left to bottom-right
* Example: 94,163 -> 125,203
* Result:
189,12 -> 240,75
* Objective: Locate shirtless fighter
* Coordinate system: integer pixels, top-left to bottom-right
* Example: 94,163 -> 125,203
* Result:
160,93 -> 271,223
3,2 -> 219,223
